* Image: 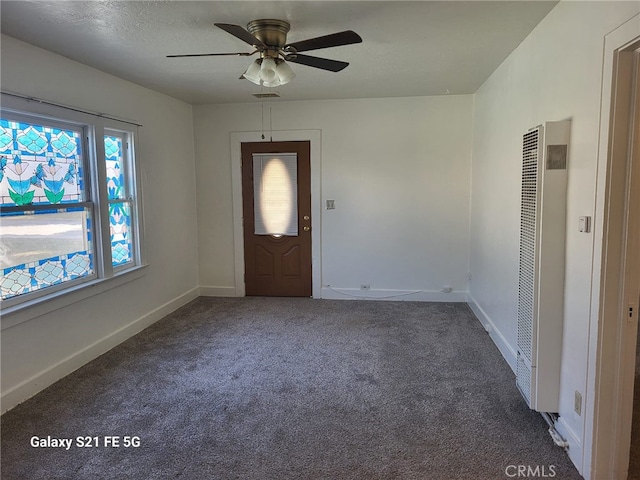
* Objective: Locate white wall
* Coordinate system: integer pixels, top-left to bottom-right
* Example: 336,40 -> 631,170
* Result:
467,1 -> 640,475
0,35 -> 200,411
4,6 -> 638,476
193,95 -> 473,301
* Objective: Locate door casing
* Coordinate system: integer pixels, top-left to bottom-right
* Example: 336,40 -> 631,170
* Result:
585,15 -> 640,480
230,130 -> 322,298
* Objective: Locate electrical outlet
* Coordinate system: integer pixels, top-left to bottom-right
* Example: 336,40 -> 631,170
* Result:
574,391 -> 582,416
360,284 -> 370,290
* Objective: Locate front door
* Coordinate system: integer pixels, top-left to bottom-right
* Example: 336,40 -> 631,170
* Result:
241,141 -> 312,296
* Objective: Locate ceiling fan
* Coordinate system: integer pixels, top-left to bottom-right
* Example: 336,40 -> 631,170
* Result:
167,19 -> 363,87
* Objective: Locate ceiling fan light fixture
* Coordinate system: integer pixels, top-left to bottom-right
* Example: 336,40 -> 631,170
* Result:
245,58 -> 295,87
243,59 -> 262,85
259,57 -> 278,83
275,60 -> 295,85
169,20 -> 363,90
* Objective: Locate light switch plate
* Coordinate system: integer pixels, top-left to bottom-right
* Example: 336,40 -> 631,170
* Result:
579,216 -> 591,233
574,391 -> 582,416
326,200 -> 335,210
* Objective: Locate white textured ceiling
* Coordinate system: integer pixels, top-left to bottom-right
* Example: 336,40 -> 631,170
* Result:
0,1 -> 558,105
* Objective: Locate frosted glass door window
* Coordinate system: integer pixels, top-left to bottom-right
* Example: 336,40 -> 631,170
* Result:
253,153 -> 298,236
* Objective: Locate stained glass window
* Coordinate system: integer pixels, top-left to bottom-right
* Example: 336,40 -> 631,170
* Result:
0,119 -> 84,206
0,118 -> 93,300
104,133 -> 133,267
0,106 -> 141,308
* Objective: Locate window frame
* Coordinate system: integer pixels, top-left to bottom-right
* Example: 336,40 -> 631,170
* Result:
0,95 -> 145,318
103,128 -> 140,274
1,112 -> 97,302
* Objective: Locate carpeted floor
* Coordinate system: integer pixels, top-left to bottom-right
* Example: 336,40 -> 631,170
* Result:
2,297 -> 582,479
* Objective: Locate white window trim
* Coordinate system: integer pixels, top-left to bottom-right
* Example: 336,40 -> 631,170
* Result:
0,94 -> 146,325
0,265 -> 148,330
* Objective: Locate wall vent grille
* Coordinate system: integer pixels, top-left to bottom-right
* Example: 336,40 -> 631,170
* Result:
516,352 -> 532,406
515,121 -> 570,413
252,92 -> 281,99
517,128 -> 539,363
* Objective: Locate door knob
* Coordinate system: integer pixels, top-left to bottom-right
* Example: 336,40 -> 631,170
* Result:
303,226 -> 310,232
303,215 -> 310,221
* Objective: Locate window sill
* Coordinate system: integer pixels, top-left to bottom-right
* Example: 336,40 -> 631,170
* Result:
1,264 -> 148,331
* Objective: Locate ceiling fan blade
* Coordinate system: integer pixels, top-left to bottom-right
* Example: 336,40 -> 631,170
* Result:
285,30 -> 362,53
166,52 -> 254,58
214,23 -> 266,48
287,54 -> 349,72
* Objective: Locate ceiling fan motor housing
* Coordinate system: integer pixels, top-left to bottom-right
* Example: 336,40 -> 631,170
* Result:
247,19 -> 290,48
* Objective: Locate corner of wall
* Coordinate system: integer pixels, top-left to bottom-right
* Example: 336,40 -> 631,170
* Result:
1,287 -> 200,414
466,292 -> 517,372
555,417 -> 584,475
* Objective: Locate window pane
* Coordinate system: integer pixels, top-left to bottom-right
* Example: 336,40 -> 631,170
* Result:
0,119 -> 84,206
0,208 -> 94,300
104,135 -> 126,201
0,111 -> 141,307
105,133 -> 135,269
253,153 -> 298,236
109,201 -> 132,267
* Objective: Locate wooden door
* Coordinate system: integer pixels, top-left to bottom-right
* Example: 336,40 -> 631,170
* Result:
241,141 -> 312,296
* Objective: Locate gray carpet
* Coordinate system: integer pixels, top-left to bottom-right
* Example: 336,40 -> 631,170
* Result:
2,297 -> 582,479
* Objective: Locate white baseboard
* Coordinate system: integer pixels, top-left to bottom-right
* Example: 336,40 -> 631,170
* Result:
467,292 -> 517,373
556,416 -> 583,476
321,287 -> 467,302
198,286 -> 238,297
1,287 -> 199,413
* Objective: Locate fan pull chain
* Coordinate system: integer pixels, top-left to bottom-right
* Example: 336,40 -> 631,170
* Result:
261,84 -> 265,140
259,83 -> 273,142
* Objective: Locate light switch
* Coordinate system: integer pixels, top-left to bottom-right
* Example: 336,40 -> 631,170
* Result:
326,200 -> 335,210
579,216 -> 591,233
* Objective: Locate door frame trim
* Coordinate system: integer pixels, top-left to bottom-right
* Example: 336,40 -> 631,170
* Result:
230,130 -> 322,298
584,13 -> 640,480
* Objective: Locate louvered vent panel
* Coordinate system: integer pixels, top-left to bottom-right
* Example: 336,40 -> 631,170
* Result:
516,352 -> 532,406
515,120 -> 569,412
517,128 -> 539,362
